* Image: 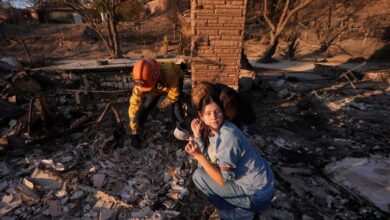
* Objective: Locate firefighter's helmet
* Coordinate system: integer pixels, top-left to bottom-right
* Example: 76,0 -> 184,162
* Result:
132,59 -> 160,91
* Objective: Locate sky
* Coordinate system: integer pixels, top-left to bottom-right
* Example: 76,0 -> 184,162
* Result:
7,0 -> 31,8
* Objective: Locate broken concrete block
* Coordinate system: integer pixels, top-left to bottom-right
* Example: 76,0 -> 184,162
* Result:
30,168 -> 64,191
325,156 -> 390,213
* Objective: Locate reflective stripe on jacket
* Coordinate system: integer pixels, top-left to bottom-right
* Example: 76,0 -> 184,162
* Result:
128,61 -> 181,133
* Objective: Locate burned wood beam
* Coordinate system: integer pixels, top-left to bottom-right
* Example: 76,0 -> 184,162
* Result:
70,115 -> 91,130
27,97 -> 36,136
64,89 -> 131,94
97,102 -> 112,124
31,66 -> 133,74
338,62 -> 366,89
110,105 -> 121,124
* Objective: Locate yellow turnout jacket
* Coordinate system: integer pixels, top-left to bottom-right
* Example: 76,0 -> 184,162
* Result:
128,61 -> 182,134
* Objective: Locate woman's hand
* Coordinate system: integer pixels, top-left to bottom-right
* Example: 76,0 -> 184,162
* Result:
185,138 -> 203,160
191,118 -> 202,138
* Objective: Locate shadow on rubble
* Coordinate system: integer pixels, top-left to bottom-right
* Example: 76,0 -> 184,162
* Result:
0,67 -> 131,156
243,60 -> 390,218
250,60 -> 389,168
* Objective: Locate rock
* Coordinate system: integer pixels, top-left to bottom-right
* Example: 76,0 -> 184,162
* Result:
70,190 -> 85,201
273,137 -> 286,148
130,209 -> 145,218
302,214 -> 314,220
92,174 -> 106,188
99,209 -> 116,220
47,200 -> 62,217
60,196 -> 69,205
268,79 -> 286,92
278,89 -> 290,99
142,206 -> 154,218
163,210 -> 181,218
0,162 -> 10,176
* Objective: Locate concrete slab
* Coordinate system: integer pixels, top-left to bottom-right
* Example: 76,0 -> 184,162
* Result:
32,58 -> 181,74
324,156 -> 390,213
248,59 -> 390,73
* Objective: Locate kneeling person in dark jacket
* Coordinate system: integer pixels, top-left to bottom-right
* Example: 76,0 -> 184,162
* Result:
191,81 -> 256,133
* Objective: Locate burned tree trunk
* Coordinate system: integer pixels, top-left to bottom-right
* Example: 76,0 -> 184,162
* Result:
257,0 -> 313,63
65,0 -> 122,59
259,35 -> 279,63
106,12 -> 121,58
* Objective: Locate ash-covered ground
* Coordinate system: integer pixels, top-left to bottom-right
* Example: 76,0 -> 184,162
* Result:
0,65 -> 389,219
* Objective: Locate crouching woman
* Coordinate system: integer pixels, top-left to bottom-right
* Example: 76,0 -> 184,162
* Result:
185,95 -> 274,218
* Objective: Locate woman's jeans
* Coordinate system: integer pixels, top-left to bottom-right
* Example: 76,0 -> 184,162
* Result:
192,168 -> 272,212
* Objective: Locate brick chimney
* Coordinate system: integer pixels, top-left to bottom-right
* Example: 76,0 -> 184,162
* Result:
191,0 -> 247,90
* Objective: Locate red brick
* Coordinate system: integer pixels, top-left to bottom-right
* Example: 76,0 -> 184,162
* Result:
196,29 -> 218,35
218,16 -> 244,23
215,8 -> 243,15
228,1 -> 245,6
192,0 -> 246,87
196,9 -> 215,14
219,30 -> 242,35
221,36 -> 243,41
195,15 -> 219,20
198,0 -> 227,5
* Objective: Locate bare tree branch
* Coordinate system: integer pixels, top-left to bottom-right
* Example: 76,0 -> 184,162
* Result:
64,0 -> 122,58
277,0 -> 290,32
259,0 -> 314,63
263,0 -> 276,32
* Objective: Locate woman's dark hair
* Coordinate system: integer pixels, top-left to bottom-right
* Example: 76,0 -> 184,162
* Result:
198,94 -> 224,113
198,95 -> 224,148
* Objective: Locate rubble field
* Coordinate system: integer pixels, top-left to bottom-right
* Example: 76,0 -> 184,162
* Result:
0,61 -> 390,220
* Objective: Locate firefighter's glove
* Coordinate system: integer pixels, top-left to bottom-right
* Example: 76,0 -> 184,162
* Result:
130,134 -> 142,149
157,98 -> 171,110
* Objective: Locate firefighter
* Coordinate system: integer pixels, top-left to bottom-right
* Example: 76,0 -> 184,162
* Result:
128,59 -> 185,148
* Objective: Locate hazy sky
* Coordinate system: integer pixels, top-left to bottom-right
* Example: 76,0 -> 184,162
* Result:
9,0 -> 31,8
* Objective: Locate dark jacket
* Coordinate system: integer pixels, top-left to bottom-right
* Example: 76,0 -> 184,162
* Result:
213,83 -> 256,127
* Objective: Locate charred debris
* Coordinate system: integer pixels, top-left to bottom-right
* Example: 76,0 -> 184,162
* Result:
0,60 -> 390,219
